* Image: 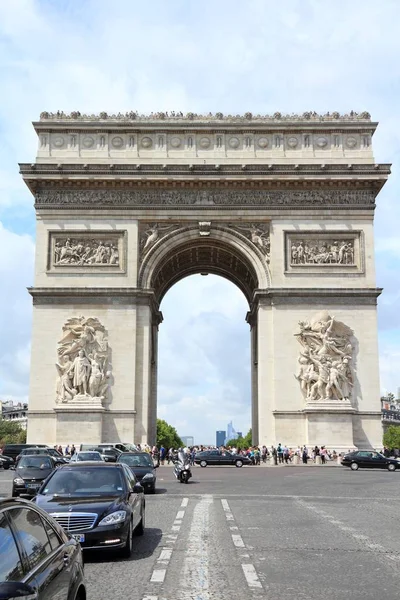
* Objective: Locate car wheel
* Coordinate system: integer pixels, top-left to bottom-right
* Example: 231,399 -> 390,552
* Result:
121,521 -> 133,558
350,462 -> 359,471
134,509 -> 145,536
200,460 -> 207,468
74,585 -> 86,600
235,460 -> 243,468
3,465 -> 9,470
388,463 -> 396,472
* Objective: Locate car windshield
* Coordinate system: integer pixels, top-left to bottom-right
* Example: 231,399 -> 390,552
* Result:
77,452 -> 102,461
18,457 -> 52,469
119,454 -> 153,467
41,467 -> 125,496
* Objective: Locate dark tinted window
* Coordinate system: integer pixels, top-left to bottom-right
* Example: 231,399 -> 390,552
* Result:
119,454 -> 153,467
10,508 -> 53,571
42,466 -> 125,496
18,456 -> 53,469
42,518 -> 62,551
122,465 -> 136,489
0,514 -> 24,581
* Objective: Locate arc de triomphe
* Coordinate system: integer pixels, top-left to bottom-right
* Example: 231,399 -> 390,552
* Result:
20,111 -> 390,450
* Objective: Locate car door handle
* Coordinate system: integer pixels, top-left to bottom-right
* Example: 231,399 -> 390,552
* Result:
63,552 -> 70,567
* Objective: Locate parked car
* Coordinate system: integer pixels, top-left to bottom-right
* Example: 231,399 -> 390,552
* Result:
82,446 -> 123,462
341,450 -> 400,471
194,450 -> 252,467
16,447 -> 68,465
2,444 -> 48,462
70,451 -> 104,462
80,442 -> 137,452
0,497 -> 86,599
12,455 -> 57,497
34,462 -> 145,557
117,452 -> 158,493
0,455 -> 14,470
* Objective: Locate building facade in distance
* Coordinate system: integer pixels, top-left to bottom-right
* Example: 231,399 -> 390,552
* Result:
20,110 -> 390,451
216,430 -> 226,447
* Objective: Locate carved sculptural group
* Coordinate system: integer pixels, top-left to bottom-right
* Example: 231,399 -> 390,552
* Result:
291,240 -> 354,265
55,316 -> 111,404
54,237 -> 119,266
295,311 -> 354,403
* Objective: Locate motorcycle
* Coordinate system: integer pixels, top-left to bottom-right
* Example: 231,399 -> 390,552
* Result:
173,451 -> 192,484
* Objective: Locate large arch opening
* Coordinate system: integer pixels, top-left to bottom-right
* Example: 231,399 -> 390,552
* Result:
141,230 -> 266,446
158,274 -> 251,445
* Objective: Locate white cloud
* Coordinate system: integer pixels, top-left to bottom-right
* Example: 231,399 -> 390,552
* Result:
0,0 -> 399,439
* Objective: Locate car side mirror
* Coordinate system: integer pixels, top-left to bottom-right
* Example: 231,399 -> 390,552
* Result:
0,581 -> 37,599
132,482 -> 144,494
19,493 -> 36,500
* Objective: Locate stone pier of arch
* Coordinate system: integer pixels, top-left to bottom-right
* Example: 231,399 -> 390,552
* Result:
20,111 -> 390,451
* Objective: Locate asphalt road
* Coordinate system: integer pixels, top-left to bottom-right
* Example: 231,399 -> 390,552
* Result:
1,464 -> 400,600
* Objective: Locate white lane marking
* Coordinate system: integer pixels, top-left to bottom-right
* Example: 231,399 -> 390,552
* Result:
222,498 -> 264,592
142,596 -> 158,600
232,534 -> 245,548
150,569 -> 166,583
181,497 -> 189,507
242,564 -> 263,589
297,499 -> 400,565
158,548 -> 173,561
176,510 -> 185,519
180,494 -> 212,600
171,525 -> 180,532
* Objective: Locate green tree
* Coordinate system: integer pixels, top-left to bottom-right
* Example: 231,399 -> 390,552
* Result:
0,419 -> 27,445
226,428 -> 253,450
156,419 -> 183,449
383,425 -> 400,450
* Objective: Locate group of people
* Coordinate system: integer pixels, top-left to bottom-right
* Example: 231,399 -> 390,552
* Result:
291,240 -> 354,265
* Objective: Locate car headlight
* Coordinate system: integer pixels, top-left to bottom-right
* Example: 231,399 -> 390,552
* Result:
142,473 -> 154,480
14,478 -> 25,485
98,511 -> 127,526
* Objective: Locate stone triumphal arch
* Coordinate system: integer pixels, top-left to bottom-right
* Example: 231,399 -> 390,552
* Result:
21,111 -> 390,450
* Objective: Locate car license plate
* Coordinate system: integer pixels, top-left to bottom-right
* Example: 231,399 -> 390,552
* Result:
26,483 -> 40,489
72,534 -> 85,543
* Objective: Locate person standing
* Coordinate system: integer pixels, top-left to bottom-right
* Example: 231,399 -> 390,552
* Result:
277,443 -> 283,464
160,445 -> 166,465
70,444 -> 76,457
302,446 -> 308,464
271,446 -> 278,465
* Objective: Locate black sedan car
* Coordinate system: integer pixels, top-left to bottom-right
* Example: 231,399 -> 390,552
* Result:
0,497 -> 86,600
16,447 -> 68,465
12,455 -> 57,497
34,462 -> 145,558
341,450 -> 400,471
117,452 -> 158,493
194,450 -> 251,467
0,455 -> 14,470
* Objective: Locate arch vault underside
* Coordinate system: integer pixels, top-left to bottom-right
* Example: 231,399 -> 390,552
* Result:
22,112 -> 390,450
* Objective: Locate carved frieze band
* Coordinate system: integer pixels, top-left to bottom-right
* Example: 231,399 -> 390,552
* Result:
35,189 -> 376,209
285,231 -> 363,274
48,231 -> 126,272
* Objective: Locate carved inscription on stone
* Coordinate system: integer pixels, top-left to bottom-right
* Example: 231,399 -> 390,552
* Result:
285,232 -> 361,272
55,316 -> 112,405
49,232 -> 124,270
294,311 -> 354,404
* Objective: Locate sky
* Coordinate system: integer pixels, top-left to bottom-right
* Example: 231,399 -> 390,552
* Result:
0,0 -> 399,444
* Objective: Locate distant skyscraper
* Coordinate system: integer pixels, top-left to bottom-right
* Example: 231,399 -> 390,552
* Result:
225,421 -> 238,444
216,431 -> 226,447
181,436 -> 194,447
237,432 -> 242,438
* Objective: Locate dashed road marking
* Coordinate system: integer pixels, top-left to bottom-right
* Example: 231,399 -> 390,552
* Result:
181,497 -> 189,507
242,564 -> 263,589
221,498 -> 264,593
176,510 -> 185,519
150,569 -> 166,583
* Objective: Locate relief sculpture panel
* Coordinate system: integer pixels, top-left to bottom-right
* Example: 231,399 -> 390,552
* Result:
285,232 -> 362,273
294,311 -> 354,405
55,316 -> 112,406
48,231 -> 125,272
